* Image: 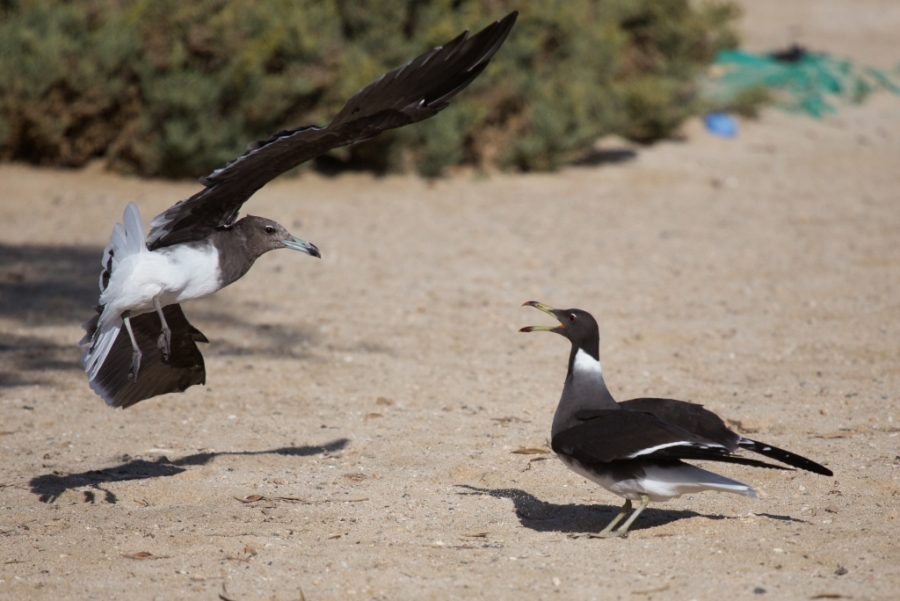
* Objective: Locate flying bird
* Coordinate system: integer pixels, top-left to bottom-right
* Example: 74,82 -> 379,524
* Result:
78,12 -> 518,409
520,301 -> 832,538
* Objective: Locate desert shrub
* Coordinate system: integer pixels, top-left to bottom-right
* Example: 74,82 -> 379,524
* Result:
0,0 -> 740,177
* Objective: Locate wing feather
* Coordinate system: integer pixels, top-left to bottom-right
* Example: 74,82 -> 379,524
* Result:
619,397 -> 741,450
562,402 -> 831,475
89,304 -> 208,409
146,12 -> 518,250
552,410 -> 724,464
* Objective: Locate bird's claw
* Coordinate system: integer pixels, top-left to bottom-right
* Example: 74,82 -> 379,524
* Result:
157,329 -> 171,361
588,530 -> 627,539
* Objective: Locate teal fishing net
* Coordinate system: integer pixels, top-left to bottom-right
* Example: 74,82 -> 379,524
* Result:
705,48 -> 900,117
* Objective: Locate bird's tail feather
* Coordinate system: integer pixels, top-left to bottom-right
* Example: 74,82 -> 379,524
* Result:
99,202 -> 146,292
81,317 -> 122,387
122,202 -> 146,255
79,307 -> 101,347
642,463 -> 758,500
82,203 -> 148,405
739,438 -> 833,476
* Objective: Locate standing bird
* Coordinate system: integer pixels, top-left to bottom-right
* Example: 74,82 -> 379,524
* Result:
520,301 -> 832,538
78,12 -> 518,409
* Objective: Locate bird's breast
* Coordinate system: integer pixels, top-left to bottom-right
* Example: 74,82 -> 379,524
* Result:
155,241 -> 222,303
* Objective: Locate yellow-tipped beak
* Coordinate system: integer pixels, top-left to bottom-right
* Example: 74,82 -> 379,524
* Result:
520,301 -> 564,333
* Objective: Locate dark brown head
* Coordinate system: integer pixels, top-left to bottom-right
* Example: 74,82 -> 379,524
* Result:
520,301 -> 600,361
235,215 -> 320,259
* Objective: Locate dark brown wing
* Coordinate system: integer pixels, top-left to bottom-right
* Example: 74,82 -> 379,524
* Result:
146,12 -> 518,250
736,439 -> 833,475
620,398 -> 833,475
552,410 -> 730,464
90,304 -> 207,409
619,397 -> 741,450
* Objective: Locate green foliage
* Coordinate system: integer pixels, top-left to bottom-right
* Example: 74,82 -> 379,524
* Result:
0,0 -> 740,177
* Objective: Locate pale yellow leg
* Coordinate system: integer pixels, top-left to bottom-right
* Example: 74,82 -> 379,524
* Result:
590,494 -> 650,539
154,297 -> 171,360
589,499 -> 632,538
123,311 -> 142,381
613,494 -> 650,537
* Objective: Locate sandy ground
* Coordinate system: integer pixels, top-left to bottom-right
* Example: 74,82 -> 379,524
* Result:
2,2 -> 899,600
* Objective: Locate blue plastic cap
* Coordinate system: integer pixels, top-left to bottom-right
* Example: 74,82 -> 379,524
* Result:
704,112 -> 738,138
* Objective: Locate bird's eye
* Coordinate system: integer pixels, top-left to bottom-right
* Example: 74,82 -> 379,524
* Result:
568,313 -> 576,322
265,225 -> 275,234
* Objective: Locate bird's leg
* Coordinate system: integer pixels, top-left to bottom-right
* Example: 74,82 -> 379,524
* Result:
123,311 -> 142,382
589,499 -> 632,538
154,297 -> 171,361
610,494 -> 650,538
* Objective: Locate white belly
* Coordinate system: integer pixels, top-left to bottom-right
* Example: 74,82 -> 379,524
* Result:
558,455 -> 757,502
157,242 -> 222,303
99,242 -> 220,321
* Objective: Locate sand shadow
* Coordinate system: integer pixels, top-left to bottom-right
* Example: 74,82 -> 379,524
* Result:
457,486 -> 808,534
0,242 -> 96,386
754,512 -> 809,524
29,438 -> 349,504
570,148 -> 638,168
196,310 -> 319,359
456,485 -> 723,534
0,243 -> 101,325
0,332 -> 83,386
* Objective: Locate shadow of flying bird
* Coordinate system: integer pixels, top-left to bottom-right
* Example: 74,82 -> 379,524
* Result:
29,438 -> 349,503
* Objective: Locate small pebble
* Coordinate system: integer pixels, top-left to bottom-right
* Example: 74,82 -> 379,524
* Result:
753,587 -> 766,594
835,566 -> 848,576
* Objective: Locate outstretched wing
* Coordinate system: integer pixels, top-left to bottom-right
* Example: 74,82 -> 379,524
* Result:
146,11 -> 518,250
91,304 -> 208,409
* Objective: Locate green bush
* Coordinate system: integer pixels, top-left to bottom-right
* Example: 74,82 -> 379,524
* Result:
0,0 -> 740,177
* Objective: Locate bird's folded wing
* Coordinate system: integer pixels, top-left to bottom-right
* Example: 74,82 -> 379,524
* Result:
552,410 -> 732,464
146,11 -> 518,250
618,397 -> 741,450
618,399 -> 830,474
